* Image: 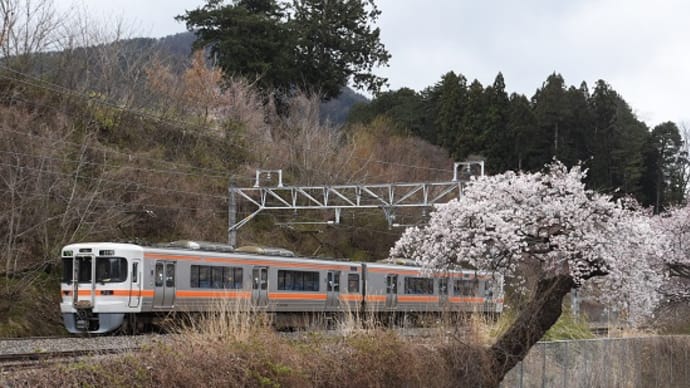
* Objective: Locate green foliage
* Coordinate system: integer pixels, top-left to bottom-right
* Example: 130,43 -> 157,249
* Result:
348,87 -> 426,136
542,311 -> 594,341
640,121 -> 689,212
348,70 -> 687,204
177,0 -> 390,101
490,305 -> 593,342
0,273 -> 66,337
177,0 -> 292,97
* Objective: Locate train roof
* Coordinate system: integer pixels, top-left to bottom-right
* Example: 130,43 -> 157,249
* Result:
62,241 -> 500,277
62,242 -> 144,254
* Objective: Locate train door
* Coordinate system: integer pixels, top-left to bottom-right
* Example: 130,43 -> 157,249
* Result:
252,267 -> 268,306
128,259 -> 141,308
72,254 -> 95,308
326,270 -> 341,308
439,277 -> 449,307
153,261 -> 175,308
385,274 -> 398,308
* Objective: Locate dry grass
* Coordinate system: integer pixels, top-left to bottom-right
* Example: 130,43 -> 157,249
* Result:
4,305 -> 690,387
4,304 -> 497,387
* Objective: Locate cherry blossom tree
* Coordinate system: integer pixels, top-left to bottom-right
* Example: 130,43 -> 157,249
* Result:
584,207 -> 665,326
391,161 -> 664,385
655,205 -> 690,302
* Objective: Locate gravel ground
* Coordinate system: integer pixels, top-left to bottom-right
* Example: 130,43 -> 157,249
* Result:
0,335 -> 162,356
0,327 -> 460,357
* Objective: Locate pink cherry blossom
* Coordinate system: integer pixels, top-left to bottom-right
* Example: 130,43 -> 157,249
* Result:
391,161 -> 668,325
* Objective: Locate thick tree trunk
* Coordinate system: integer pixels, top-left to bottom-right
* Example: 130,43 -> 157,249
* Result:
488,274 -> 575,386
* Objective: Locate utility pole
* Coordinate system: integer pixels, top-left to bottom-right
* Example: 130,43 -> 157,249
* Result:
227,179 -> 236,246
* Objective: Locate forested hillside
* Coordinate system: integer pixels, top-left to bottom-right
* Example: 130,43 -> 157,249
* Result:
0,0 -> 442,335
1,0 -> 688,339
349,72 -> 689,212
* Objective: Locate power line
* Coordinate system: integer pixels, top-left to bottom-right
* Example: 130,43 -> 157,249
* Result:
0,64 -> 456,177
0,117 -> 256,186
0,94 -> 254,182
0,188 -> 229,213
0,160 -> 228,200
0,146 -> 233,182
0,64 -> 458,242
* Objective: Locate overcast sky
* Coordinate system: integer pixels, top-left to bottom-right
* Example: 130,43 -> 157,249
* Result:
56,0 -> 690,128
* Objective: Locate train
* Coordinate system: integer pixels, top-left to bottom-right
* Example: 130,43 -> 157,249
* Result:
59,241 -> 504,334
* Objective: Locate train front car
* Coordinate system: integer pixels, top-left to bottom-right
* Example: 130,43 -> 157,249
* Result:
60,243 -> 145,334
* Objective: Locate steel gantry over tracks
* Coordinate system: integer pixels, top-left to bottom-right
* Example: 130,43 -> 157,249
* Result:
227,162 -> 484,245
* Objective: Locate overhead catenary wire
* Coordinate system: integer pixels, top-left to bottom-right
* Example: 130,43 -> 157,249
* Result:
0,147 -> 233,181
0,91 -> 447,192
0,64 -> 458,244
0,101 -> 253,183
0,160 -> 228,200
0,64 -> 456,177
0,119 -> 249,183
0,188 -> 229,214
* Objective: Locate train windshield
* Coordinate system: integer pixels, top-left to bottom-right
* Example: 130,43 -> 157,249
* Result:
95,257 -> 127,283
61,257 -> 93,284
61,257 -> 127,283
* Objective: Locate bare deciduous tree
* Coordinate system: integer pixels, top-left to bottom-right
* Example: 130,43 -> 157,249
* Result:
0,0 -> 62,67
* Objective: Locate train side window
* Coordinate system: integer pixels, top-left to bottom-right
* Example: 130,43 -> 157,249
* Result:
347,274 -> 359,293
462,280 -> 471,296
77,258 -> 92,283
96,257 -> 127,283
234,268 -> 244,289
439,278 -> 448,294
155,263 -> 164,287
199,266 -> 210,288
328,271 -> 340,292
62,258 -> 73,284
485,280 -> 494,298
253,268 -> 268,290
132,262 -> 138,283
221,267 -> 243,289
211,267 -> 223,289
260,269 -> 267,290
277,270 -> 319,291
471,279 -> 479,296
454,279 -> 475,296
190,265 -> 199,288
386,275 -> 398,294
453,279 -> 475,296
165,264 -> 175,287
404,277 -> 433,295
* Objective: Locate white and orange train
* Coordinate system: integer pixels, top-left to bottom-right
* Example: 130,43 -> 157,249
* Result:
60,241 -> 504,334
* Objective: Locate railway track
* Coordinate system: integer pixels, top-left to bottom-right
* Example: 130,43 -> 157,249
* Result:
0,347 -> 137,373
0,336 -> 70,342
0,326 -> 470,373
0,334 -> 157,375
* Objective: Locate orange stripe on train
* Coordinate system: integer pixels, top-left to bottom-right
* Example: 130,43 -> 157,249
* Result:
339,294 -> 363,302
268,292 -> 327,300
448,297 -> 485,303
398,295 -> 439,303
62,290 -> 154,297
176,290 -> 251,299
